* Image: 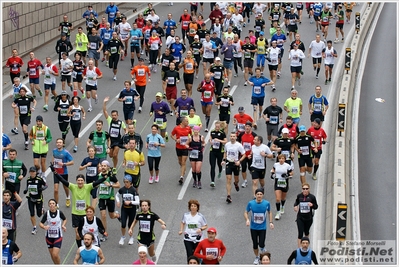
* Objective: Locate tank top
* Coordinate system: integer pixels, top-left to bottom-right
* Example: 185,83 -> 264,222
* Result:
46,210 -> 62,239
71,105 -> 82,122
189,135 -> 203,159
82,216 -> 99,246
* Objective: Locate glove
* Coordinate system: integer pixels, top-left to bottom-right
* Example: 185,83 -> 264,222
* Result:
322,141 -> 326,145
266,57 -> 271,62
281,173 -> 287,178
49,162 -> 55,173
270,173 -> 276,180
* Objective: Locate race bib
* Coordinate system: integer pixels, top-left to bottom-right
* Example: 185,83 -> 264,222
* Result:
237,123 -> 245,131
299,202 -> 310,213
19,105 -> 28,115
291,106 -> 298,114
29,68 -> 37,76
155,118 -> 164,126
180,109 -> 188,117
6,172 -> 16,183
95,145 -> 103,154
269,116 -> 278,124
212,141 -> 220,149
110,46 -> 117,54
99,184 -> 109,195
125,96 -> 133,104
48,228 -> 59,238
180,136 -> 188,145
227,150 -> 237,160
73,112 -> 81,120
126,161 -> 136,170
189,149 -> 199,159
148,141 -> 157,150
214,71 -> 221,79
186,62 -> 193,70
54,158 -> 63,169
137,69 -> 145,76
254,86 -> 261,94
140,221 -> 151,232
205,248 -> 218,259
167,77 -> 174,85
253,156 -> 263,168
110,128 -> 119,138
244,51 -> 251,58
300,146 -> 309,156
277,177 -> 287,188
36,129 -> 45,140
282,150 -> 290,160
76,200 -> 86,210
87,167 -> 97,177
2,219 -> 13,230
183,21 -> 189,27
221,99 -> 229,107
243,142 -> 251,151
28,184 -> 38,195
104,33 -> 111,39
90,42 -> 97,49
253,212 -> 265,224
204,91 -> 211,99
60,108 -> 68,116
314,103 -> 322,112
162,59 -> 169,67
255,26 -> 261,32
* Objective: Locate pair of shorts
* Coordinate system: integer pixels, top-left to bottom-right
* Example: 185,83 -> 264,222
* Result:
176,148 -> 189,157
251,167 -> 265,179
88,50 -> 100,61
287,25 -> 298,33
76,50 -> 87,58
325,64 -> 334,69
61,75 -> 72,83
166,86 -> 177,100
124,109 -> 134,121
226,162 -> 240,176
298,156 -> 313,168
99,198 -> 115,212
130,45 -> 140,53
313,15 -> 320,21
194,55 -> 201,66
183,73 -> 194,85
102,43 -> 109,52
72,214 -> 85,228
154,121 -> 167,131
312,57 -> 322,64
268,64 -> 278,71
203,57 -> 214,64
110,138 -> 121,148
219,113 -> 230,124
310,113 -> 324,122
86,85 -> 98,91
109,54 -> 120,69
290,66 -> 302,73
244,59 -> 254,68
313,149 -> 322,159
274,179 -> 289,192
54,174 -> 68,184
201,101 -> 213,106
336,23 -> 344,29
73,74 -> 83,83
19,116 -> 31,127
189,154 -> 203,162
46,236 -> 63,248
44,83 -> 56,91
29,78 -> 40,84
251,96 -> 265,106
138,235 -> 155,247
223,60 -> 233,69
33,152 -> 47,158
266,124 -> 279,136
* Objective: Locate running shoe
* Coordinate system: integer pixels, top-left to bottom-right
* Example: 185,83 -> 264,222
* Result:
31,226 -> 37,235
241,180 -> 248,188
112,168 -> 117,175
325,80 -> 328,85
316,74 -> 319,79
128,237 -> 134,245
106,61 -> 109,67
66,199 -> 70,207
101,58 -> 105,62
170,111 -> 173,116
280,206 -> 285,214
193,180 -> 197,188
205,128 -> 209,132
24,141 -> 29,150
38,89 -> 43,96
11,128 -> 18,134
149,176 -> 154,184
272,86 -> 276,92
119,236 -> 126,245
312,173 -> 317,180
275,211 -> 281,220
179,176 -> 184,185
113,76 -> 117,81
260,247 -> 267,254
152,256 -> 157,262
253,256 -> 260,265
210,182 -> 215,188
69,86 -> 73,92
197,181 -> 202,189
138,107 -> 142,113
234,74 -> 237,77
73,146 -> 78,152
218,172 -> 222,179
244,81 -> 248,86
234,182 -> 240,192
155,176 -> 159,183
298,79 -> 301,86
226,195 -> 232,204
43,104 -> 48,111
94,98 -> 98,104
87,107 -> 93,112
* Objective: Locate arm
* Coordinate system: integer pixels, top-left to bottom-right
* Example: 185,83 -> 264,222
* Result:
287,250 -> 297,264
13,191 -> 22,203
92,177 -> 107,188
73,249 -> 81,265
157,218 -> 167,229
312,251 -> 319,264
97,248 -> 105,264
102,97 -> 110,119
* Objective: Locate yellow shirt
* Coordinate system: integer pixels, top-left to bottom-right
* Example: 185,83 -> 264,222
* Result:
124,149 -> 145,175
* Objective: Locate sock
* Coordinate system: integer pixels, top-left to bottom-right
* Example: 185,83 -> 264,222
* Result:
131,58 -> 134,67
62,133 -> 66,141
205,116 -> 210,128
314,164 -> 319,174
24,132 -> 28,141
66,195 -> 70,199
76,239 -> 81,248
197,172 -> 201,181
87,98 -> 92,107
192,172 -> 197,181
281,200 -> 286,207
276,202 -> 281,211
316,67 -> 320,75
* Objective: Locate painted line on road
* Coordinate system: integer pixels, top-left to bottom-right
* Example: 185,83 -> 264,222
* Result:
62,238 -> 79,265
154,230 -> 169,263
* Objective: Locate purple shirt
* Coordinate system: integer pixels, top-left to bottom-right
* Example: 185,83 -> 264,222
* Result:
174,97 -> 195,118
150,101 -> 170,122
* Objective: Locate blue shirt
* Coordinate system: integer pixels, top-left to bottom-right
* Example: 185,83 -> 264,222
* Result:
53,148 -> 73,175
246,199 -> 270,230
130,29 -> 143,46
105,5 -> 118,22
118,88 -> 140,111
100,28 -> 114,45
309,94 -> 329,114
146,133 -> 165,158
313,3 -> 323,16
79,245 -> 100,265
170,43 -> 185,60
163,19 -> 177,35
249,76 -> 270,98
271,33 -> 286,49
2,133 -> 11,160
80,157 -> 101,179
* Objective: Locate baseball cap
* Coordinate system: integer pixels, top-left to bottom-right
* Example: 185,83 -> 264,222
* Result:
36,115 -> 43,122
314,118 -> 321,125
29,166 -> 37,172
138,246 -> 148,254
61,33 -> 67,37
138,58 -> 144,61
299,125 -> 306,132
215,57 -> 221,61
238,106 -> 245,112
282,128 -> 289,134
154,21 -> 159,24
207,227 -> 217,234
155,92 -> 163,97
61,90 -> 68,95
194,35 -> 199,39
293,43 -> 298,46
201,22 -> 206,26
259,31 -> 264,36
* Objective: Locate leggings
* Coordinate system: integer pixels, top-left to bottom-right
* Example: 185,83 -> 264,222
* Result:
70,121 -> 81,138
184,240 -> 199,261
250,229 -> 266,249
234,57 -> 243,74
214,80 -> 224,96
209,150 -> 223,182
256,54 -> 266,67
136,85 -> 146,108
58,120 -> 70,140
242,3 -> 252,18
28,200 -> 43,217
147,156 -> 161,171
296,217 -> 313,239
149,49 -> 158,65
121,207 -> 136,229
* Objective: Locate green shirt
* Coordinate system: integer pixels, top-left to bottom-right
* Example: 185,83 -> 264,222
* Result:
187,115 -> 202,128
284,97 -> 302,119
69,183 -> 93,215
98,174 -> 118,200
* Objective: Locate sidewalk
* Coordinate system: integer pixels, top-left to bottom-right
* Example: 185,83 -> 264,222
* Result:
2,2 -> 150,98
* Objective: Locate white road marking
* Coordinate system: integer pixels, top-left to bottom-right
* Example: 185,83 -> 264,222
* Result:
154,230 -> 169,263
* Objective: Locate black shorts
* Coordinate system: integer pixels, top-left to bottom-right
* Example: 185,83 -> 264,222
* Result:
226,162 -> 240,176
241,157 -> 252,172
176,148 -> 189,157
73,74 -> 83,83
336,23 -> 344,29
251,167 -> 266,179
218,113 -> 230,124
274,178 -> 289,192
290,66 -> 302,73
123,109 -> 134,121
138,234 -> 155,247
313,149 -> 322,159
266,124 -> 279,136
298,156 -> 313,168
310,113 -> 324,122
86,85 -> 98,91
203,57 -> 214,64
190,4 -> 198,12
28,199 -> 43,217
102,43 -> 109,53
19,116 -> 31,127
244,58 -> 254,68
109,54 -> 120,69
268,64 -> 278,71
54,174 -> 68,184
183,73 -> 194,85
72,214 -> 85,228
98,198 -> 115,212
312,57 -> 322,64
44,83 -> 56,91
33,152 -> 47,158
189,154 -> 203,162
325,64 -> 334,69
77,51 -> 87,58
346,9 -> 353,13
110,138 -> 121,148
61,75 -> 72,83
314,15 -> 320,21
46,236 -> 63,249
131,45 -> 140,54
194,55 -> 201,66
251,96 -> 265,106
287,25 -> 298,33
279,49 -> 285,58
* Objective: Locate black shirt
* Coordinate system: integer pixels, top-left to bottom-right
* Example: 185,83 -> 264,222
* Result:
88,35 -> 103,50
59,21 -> 73,36
216,94 -> 234,114
294,134 -> 314,158
163,69 -> 180,86
160,54 -> 175,72
209,64 -> 225,81
108,38 -> 124,54
14,95 -> 34,117
210,130 -> 226,152
190,42 -> 203,56
263,105 -> 283,125
242,43 -> 257,59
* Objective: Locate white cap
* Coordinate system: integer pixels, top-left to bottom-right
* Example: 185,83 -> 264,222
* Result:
282,128 -> 289,134
138,246 -> 148,254
215,57 -> 221,61
194,35 -> 199,39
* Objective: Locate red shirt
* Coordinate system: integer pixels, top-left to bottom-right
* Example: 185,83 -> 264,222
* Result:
209,10 -> 224,24
238,131 -> 256,155
200,80 -> 215,103
194,238 -> 227,265
180,14 -> 191,30
171,125 -> 192,150
99,22 -> 106,29
142,25 -> 152,40
27,59 -> 43,78
135,18 -> 145,29
6,56 -> 24,74
283,123 -> 298,139
234,113 -> 253,132
307,126 -> 327,150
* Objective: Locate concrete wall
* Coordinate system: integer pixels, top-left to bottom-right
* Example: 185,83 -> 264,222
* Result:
2,2 -> 124,65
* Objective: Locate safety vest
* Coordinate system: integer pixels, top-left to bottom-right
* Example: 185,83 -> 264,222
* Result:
32,125 -> 49,154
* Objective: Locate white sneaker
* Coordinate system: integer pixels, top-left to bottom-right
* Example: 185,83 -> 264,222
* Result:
253,256 -> 260,265
280,206 -> 285,214
119,236 -> 126,245
87,107 -> 93,112
241,180 -> 247,188
244,81 -> 248,86
113,76 -> 117,81
275,211 -> 281,220
128,236 -> 134,245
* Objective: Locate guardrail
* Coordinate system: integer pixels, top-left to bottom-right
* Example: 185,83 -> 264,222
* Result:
326,2 -> 381,264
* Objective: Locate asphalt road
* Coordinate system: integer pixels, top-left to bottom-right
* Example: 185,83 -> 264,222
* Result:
2,2 -> 363,265
358,3 -> 397,243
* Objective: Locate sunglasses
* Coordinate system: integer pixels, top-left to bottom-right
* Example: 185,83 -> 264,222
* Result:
302,188 -> 309,190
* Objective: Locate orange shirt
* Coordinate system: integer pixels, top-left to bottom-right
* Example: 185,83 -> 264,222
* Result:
182,57 -> 195,74
131,65 -> 151,86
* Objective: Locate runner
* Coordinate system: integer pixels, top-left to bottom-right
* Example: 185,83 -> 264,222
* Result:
286,8 -> 300,43
307,118 -> 327,180
308,34 -> 325,79
146,124 -> 166,184
86,120 -> 111,163
249,136 -> 273,197
209,57 -> 226,97
215,87 -> 234,135
129,23 -> 143,69
237,122 -> 257,188
72,52 -> 86,99
59,52 -> 74,92
128,200 -> 167,262
262,97 -> 283,147
68,96 -> 86,152
5,49 -> 23,84
209,121 -> 227,187
193,227 -> 226,264
149,92 -> 171,140
320,5 -> 333,42
77,206 -> 106,247
160,48 -> 175,97
187,107 -> 203,129
75,27 -> 89,65
162,62 -> 180,115
344,2 -> 355,23
334,4 -> 345,43
87,28 -> 104,67
190,35 -> 203,79
107,31 -> 124,81
42,57 -> 59,111
123,139 -> 145,194
118,16 -> 131,61
222,132 -> 246,203
118,81 -> 140,125
115,175 -> 140,246
179,9 -> 192,45
201,34 -> 217,76
147,30 -> 162,72
2,149 -> 27,197
105,3 -> 118,27
322,41 -> 338,85
312,2 -> 323,32
308,85 -> 329,125
288,43 -> 306,90
279,116 -> 300,140
79,146 -> 101,208
244,188 -> 274,265
284,90 -> 303,124
294,183 -> 318,247
39,199 -> 67,264
2,190 -> 22,241
242,37 -> 256,86
53,91 -> 71,142
294,125 -> 315,184
23,166 -> 47,235
178,199 -> 208,261
271,154 -> 293,220
272,128 -> 296,168
171,117 -> 192,185
178,50 -> 195,97
30,115 -> 53,176
196,73 -> 215,132
121,123 -> 144,152
82,59 -> 103,112
1,227 -> 22,264
174,89 -> 195,126
232,34 -> 244,77
131,58 -> 151,113
2,131 -> 12,160
73,232 -> 105,264
233,106 -> 254,134
287,236 -> 319,264
270,27 -> 286,79
188,126 -> 205,189
26,52 -> 44,98
133,246 -> 155,265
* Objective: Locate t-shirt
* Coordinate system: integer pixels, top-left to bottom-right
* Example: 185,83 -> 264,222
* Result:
251,144 -> 272,169
224,142 -> 245,162
284,97 -> 302,118
69,183 -> 94,215
246,199 -> 271,230
181,212 -> 207,242
263,105 -> 283,125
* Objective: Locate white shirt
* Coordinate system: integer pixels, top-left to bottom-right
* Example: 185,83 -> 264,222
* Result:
273,162 -> 292,178
119,22 -> 131,37
181,212 -> 207,242
232,14 -> 244,30
251,144 -> 272,169
202,40 -> 214,59
267,47 -> 281,66
309,40 -> 326,58
60,58 -> 73,76
253,4 -> 267,14
146,14 -> 160,26
289,49 -> 305,67
225,141 -> 245,162
322,46 -> 337,65
217,2 -> 228,15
